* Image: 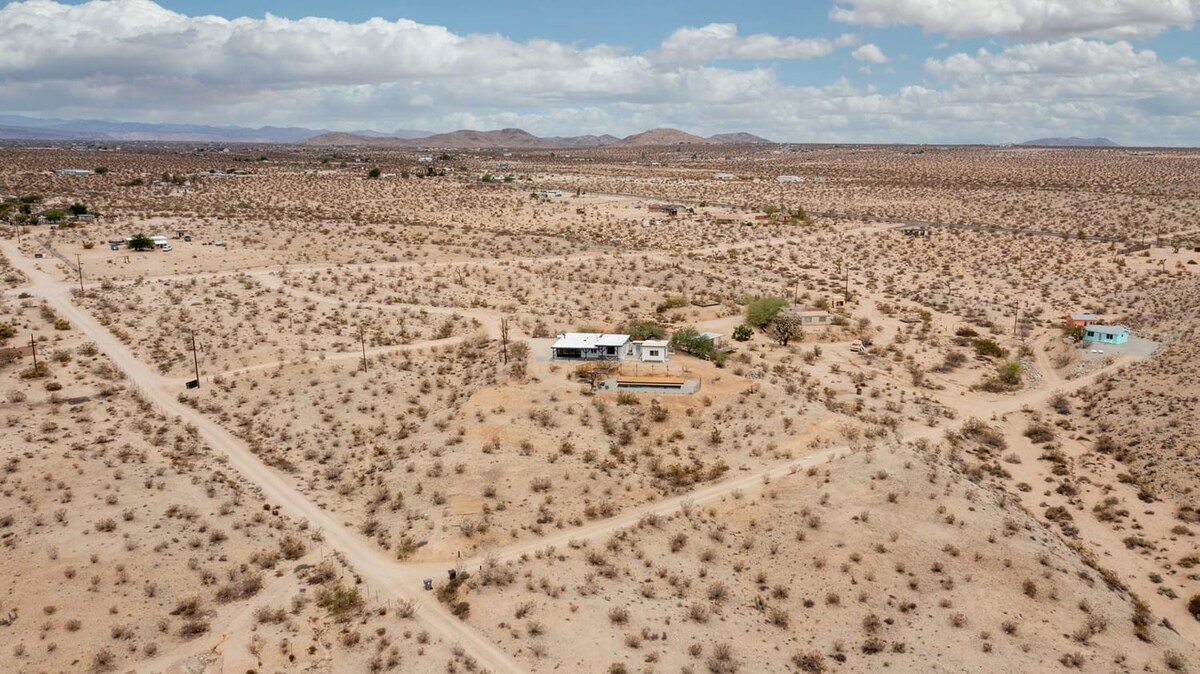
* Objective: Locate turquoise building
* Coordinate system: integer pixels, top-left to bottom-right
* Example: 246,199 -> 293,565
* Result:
1082,325 -> 1129,345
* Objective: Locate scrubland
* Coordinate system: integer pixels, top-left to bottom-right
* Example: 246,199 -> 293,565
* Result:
1,142 -> 1197,672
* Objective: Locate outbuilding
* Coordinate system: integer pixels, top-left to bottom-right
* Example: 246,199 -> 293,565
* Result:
1065,313 -> 1100,329
632,339 -> 670,363
1082,325 -> 1129,345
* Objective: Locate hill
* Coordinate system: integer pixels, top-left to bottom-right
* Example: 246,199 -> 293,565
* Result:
301,127 -> 768,149
1021,137 -> 1119,147
709,131 -> 773,144
610,127 -> 712,147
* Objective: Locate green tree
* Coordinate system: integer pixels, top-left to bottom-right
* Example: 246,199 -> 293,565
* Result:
0,322 -> 15,343
670,327 -> 725,366
367,168 -> 382,179
127,233 -> 155,251
745,296 -> 788,329
42,209 -> 66,222
622,320 -> 667,341
69,202 -> 88,216
769,313 -> 802,346
732,324 -> 753,342
94,166 -> 109,175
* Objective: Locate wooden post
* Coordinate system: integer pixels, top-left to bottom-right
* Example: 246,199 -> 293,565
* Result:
30,334 -> 37,369
191,331 -> 201,387
500,317 -> 509,365
359,325 -> 367,372
76,254 -> 84,293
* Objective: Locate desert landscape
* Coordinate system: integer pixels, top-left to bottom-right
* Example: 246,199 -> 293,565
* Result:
1,137 -> 1197,674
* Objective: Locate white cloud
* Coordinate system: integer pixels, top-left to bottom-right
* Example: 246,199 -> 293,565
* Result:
830,0 -> 1198,40
657,23 -> 857,64
852,43 -> 890,63
0,0 -> 1198,145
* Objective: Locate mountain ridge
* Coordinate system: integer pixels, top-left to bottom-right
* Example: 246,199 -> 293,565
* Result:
303,127 -> 773,148
1020,136 -> 1120,147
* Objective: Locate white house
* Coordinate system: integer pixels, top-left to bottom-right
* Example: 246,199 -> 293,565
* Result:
713,172 -> 737,180
551,333 -> 632,361
535,189 -> 563,198
776,175 -> 806,183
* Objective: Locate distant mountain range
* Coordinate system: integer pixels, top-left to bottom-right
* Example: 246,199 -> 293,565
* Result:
0,115 -> 430,143
0,116 -> 772,148
1020,137 -> 1120,147
303,127 -> 774,149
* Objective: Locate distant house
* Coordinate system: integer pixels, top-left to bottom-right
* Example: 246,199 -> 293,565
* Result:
902,227 -> 930,237
713,172 -> 737,180
1082,325 -> 1129,345
534,189 -> 563,198
699,332 -> 724,349
56,169 -> 94,176
551,333 -> 632,361
653,204 -> 685,217
776,175 -> 806,183
796,310 -> 832,327
1065,313 -> 1101,329
827,294 -> 846,310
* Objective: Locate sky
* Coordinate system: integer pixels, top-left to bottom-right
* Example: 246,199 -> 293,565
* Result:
1,0 -> 1198,145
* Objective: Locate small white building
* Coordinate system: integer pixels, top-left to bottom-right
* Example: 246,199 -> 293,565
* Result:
632,339 -> 670,363
776,175 -> 806,183
534,189 -> 563,198
699,332 -> 724,349
796,310 -> 832,327
713,172 -> 737,180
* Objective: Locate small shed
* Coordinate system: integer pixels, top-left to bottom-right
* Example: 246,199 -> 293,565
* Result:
797,310 -> 832,327
632,339 -> 669,363
699,332 -> 724,349
1082,325 -> 1129,345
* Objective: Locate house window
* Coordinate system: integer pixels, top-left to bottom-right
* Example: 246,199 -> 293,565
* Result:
649,350 -> 659,357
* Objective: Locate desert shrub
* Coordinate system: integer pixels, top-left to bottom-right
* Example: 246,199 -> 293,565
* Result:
972,338 -> 1007,358
279,535 -> 306,560
1188,594 -> 1200,621
179,620 -> 209,638
318,584 -> 364,617
1023,423 -> 1055,444
792,650 -> 826,673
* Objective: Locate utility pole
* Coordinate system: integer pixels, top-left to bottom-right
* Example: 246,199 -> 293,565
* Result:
191,331 -> 201,388
359,325 -> 367,372
500,318 -> 510,365
30,334 -> 37,369
1013,303 -> 1020,337
76,254 -> 84,293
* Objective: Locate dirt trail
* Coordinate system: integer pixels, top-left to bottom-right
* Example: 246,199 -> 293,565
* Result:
0,239 -> 526,674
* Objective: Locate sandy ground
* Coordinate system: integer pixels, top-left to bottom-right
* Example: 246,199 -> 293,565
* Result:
1,144 -> 1197,673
